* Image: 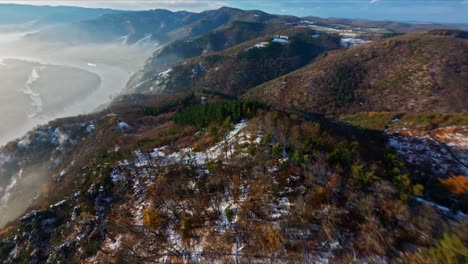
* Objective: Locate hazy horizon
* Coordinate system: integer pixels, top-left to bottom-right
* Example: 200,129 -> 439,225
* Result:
0,1 -> 467,24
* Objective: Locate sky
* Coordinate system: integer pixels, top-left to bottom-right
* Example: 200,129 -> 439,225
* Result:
1,0 -> 467,23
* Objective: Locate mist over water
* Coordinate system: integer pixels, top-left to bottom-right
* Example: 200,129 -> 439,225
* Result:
0,164 -> 48,228
0,29 -> 153,146
0,27 -> 153,227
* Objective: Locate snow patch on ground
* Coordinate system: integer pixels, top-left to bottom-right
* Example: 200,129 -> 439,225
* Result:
159,68 -> 173,78
339,33 -> 358,38
415,197 -> 466,218
118,122 -> 129,130
106,234 -> 123,251
149,68 -> 173,92
340,38 -> 370,48
386,126 -> 468,176
148,120 -> 250,167
49,199 -> 67,209
253,42 -> 270,49
86,124 -> 95,133
110,169 -> 124,182
271,197 -> 292,219
52,128 -> 69,145
17,135 -> 31,148
272,37 -> 289,44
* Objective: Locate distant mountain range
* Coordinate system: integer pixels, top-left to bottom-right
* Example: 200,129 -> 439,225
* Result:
25,6 -> 298,45
19,5 -> 456,45
0,4 -> 119,26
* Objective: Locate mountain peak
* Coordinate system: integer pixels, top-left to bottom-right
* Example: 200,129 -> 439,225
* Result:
216,6 -> 243,12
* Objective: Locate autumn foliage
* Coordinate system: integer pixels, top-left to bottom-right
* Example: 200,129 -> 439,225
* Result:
440,176 -> 468,195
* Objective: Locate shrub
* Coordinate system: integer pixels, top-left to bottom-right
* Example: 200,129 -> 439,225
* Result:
246,144 -> 257,155
440,176 -> 468,196
292,149 -> 302,163
412,184 -> 425,197
384,151 -> 405,177
142,208 -> 165,229
99,166 -> 113,192
329,143 -> 357,166
261,132 -> 274,146
380,199 -> 410,222
272,143 -> 282,156
225,206 -> 234,223
305,186 -> 328,211
222,116 -> 232,129
83,241 -> 101,258
207,160 -> 223,173
182,217 -> 193,239
209,126 -> 218,136
394,174 -> 424,201
351,164 -> 378,186
253,225 -> 284,253
425,233 -> 468,264
303,136 -> 325,151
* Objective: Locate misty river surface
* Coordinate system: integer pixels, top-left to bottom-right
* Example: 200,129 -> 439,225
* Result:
0,31 -> 152,227
0,57 -> 128,146
0,31 -> 151,146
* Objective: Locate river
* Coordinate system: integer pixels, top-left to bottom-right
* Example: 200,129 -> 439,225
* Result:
0,31 -> 152,146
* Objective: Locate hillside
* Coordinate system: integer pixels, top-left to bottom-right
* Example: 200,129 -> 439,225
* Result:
125,20 -> 293,92
127,27 -> 342,95
242,30 -> 468,213
245,30 -> 468,115
0,93 -> 466,263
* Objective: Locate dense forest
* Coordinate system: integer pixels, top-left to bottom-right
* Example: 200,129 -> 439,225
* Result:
174,100 -> 260,127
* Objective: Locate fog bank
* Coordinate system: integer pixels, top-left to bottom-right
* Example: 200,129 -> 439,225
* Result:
0,28 -> 153,227
0,29 -> 153,146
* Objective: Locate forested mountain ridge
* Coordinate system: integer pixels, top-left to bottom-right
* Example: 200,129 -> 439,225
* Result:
127,27 -> 343,95
244,30 -> 468,115
26,7 -> 298,45
125,19 -> 294,92
124,14 -> 456,95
